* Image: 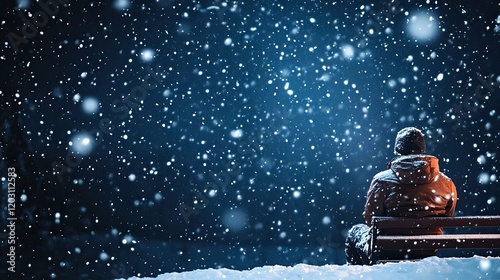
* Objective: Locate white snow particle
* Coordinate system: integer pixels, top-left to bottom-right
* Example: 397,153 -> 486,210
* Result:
154,193 -> 163,201
407,11 -> 439,41
113,0 -> 130,10
99,252 -> 110,261
341,44 -> 355,59
140,49 -> 155,62
69,132 -> 94,156
82,97 -> 99,114
478,172 -> 490,185
293,191 -> 301,198
128,174 -> 137,182
230,129 -> 243,139
477,155 -> 486,165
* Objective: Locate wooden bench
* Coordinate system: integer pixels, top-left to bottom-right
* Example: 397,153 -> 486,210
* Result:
370,215 -> 500,264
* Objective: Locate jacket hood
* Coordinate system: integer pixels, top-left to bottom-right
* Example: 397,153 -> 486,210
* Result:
390,154 -> 440,184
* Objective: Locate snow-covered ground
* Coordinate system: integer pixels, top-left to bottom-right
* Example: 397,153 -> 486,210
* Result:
120,256 -> 500,280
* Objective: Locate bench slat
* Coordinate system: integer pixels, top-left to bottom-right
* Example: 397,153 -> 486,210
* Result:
369,216 -> 500,264
373,216 -> 500,229
377,234 -> 500,250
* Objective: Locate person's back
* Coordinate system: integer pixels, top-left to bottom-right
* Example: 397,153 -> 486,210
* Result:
364,154 -> 457,235
345,127 -> 458,265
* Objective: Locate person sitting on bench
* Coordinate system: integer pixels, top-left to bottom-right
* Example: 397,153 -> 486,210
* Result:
345,127 -> 458,265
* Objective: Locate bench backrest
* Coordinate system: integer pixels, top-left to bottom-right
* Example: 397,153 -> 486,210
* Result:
372,216 -> 500,229
370,215 -> 500,264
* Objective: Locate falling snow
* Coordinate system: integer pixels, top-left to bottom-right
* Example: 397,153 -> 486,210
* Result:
69,132 -> 94,156
407,11 -> 440,41
140,49 -> 155,62
1,0 -> 498,279
82,97 -> 100,114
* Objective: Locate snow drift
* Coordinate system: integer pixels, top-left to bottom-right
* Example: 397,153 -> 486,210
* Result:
120,256 -> 500,280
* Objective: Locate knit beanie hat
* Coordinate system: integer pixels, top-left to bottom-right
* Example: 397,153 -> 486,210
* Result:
394,127 -> 426,155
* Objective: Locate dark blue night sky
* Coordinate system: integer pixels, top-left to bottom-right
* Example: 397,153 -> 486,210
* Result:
1,0 -> 499,279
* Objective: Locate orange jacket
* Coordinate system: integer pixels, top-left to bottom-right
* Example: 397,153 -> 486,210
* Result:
363,154 -> 457,234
